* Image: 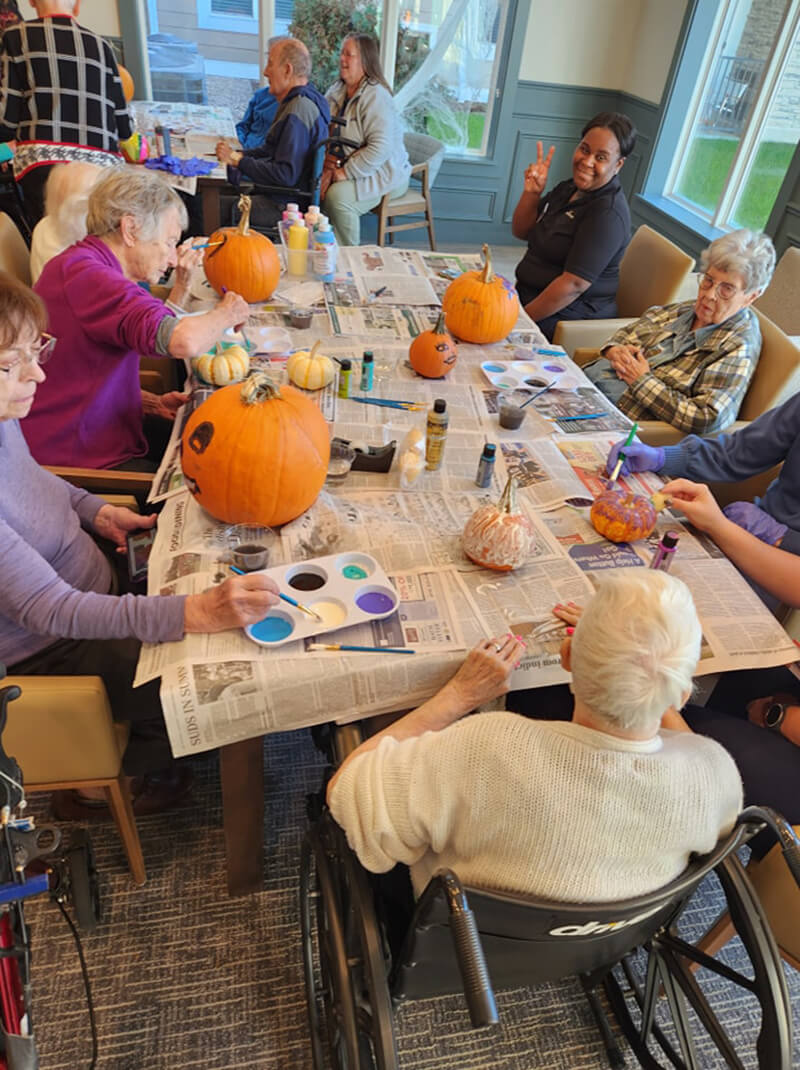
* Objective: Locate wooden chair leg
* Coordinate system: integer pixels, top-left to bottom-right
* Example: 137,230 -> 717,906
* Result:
425,192 -> 436,250
377,204 -> 387,247
103,777 -> 147,886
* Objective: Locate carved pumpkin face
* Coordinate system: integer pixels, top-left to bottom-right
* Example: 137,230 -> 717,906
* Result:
181,373 -> 330,527
442,244 -> 519,345
590,486 -> 657,544
409,311 -> 458,378
204,195 -> 280,303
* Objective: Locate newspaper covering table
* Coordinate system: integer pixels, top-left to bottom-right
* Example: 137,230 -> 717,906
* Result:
140,249 -> 799,757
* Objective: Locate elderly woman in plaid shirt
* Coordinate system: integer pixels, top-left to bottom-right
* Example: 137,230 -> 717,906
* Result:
584,229 -> 775,435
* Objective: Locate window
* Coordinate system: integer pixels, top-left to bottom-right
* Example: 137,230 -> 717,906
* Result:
663,0 -> 800,232
393,0 -> 512,156
210,0 -> 255,15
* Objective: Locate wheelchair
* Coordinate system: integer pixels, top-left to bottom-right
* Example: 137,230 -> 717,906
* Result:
299,728 -> 800,1070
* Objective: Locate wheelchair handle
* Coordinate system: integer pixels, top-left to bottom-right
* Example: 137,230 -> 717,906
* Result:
738,805 -> 800,888
438,870 -> 498,1028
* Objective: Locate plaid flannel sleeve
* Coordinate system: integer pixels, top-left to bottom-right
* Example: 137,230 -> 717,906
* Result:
601,304 -> 678,350
621,335 -> 757,434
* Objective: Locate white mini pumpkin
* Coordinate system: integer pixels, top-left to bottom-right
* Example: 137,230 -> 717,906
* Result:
462,476 -> 535,571
287,340 -> 335,391
194,343 -> 250,386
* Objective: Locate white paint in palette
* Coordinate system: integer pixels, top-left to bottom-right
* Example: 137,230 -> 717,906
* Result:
481,350 -> 571,392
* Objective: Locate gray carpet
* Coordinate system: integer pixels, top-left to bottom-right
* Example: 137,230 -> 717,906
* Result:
21,728 -> 800,1069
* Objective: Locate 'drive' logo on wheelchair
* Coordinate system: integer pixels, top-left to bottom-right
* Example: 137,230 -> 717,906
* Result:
548,904 -> 663,936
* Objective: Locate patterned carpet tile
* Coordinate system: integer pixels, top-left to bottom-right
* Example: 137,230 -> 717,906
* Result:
17,727 -> 800,1069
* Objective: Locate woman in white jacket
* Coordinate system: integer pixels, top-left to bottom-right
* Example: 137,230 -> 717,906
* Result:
321,33 -> 410,246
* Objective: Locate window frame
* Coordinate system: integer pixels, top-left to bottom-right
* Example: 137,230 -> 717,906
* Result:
646,0 -> 800,238
197,0 -> 258,35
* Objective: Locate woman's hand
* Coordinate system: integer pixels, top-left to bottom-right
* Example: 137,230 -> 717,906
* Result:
443,634 -> 524,713
553,602 -> 583,627
172,239 -> 205,296
141,389 -> 190,421
184,573 -> 281,633
218,290 -> 250,331
660,479 -> 727,535
523,141 -> 555,195
93,505 -> 156,549
215,140 -> 239,166
607,344 -> 649,385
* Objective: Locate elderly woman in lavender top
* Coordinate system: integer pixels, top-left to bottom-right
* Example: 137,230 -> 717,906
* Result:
0,273 -> 279,814
24,167 -> 251,472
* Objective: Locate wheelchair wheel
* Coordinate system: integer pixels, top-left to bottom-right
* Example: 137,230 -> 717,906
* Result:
605,854 -> 793,1069
300,817 -> 397,1070
65,830 -> 101,933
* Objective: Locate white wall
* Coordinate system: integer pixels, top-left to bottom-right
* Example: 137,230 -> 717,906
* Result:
520,0 -> 687,104
78,0 -> 120,37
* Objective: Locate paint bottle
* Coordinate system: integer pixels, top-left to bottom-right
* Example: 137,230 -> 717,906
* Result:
287,221 -> 309,277
338,359 -> 352,398
425,398 -> 448,471
649,530 -> 679,571
475,443 -> 496,488
313,222 -> 337,282
305,205 -> 320,229
360,350 -> 374,392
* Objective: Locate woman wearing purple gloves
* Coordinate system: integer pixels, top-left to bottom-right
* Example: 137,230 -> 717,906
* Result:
605,385 -> 800,552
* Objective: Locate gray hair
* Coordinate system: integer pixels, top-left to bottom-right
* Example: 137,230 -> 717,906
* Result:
570,570 -> 701,737
86,168 -> 188,241
701,229 -> 776,294
273,37 -> 311,80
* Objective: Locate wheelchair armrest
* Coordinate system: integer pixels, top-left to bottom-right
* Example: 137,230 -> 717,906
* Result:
738,806 -> 800,888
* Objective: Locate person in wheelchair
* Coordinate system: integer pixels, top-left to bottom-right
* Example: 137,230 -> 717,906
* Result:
328,569 -> 742,907
215,37 -> 329,230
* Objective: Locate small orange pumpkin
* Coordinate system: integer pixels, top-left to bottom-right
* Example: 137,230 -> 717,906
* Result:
204,195 -> 281,303
590,486 -> 657,544
118,64 -> 135,103
462,476 -> 535,571
409,311 -> 458,378
442,244 -> 519,344
181,372 -> 330,527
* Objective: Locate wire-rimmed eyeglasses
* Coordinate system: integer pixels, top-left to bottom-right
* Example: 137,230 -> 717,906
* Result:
0,334 -> 57,374
698,274 -> 742,301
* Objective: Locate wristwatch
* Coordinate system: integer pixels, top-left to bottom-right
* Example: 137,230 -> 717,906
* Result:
764,701 -> 787,731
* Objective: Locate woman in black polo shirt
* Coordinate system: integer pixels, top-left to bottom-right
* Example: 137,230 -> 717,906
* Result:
512,111 -> 635,340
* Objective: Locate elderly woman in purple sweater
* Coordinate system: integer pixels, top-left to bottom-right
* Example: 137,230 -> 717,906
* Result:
23,167 -> 250,471
0,274 -> 279,815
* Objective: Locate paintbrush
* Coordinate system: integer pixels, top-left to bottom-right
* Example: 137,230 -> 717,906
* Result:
308,643 -> 415,654
608,422 -> 639,482
230,566 -> 323,622
192,240 -> 225,250
350,397 -> 423,411
520,381 -> 555,408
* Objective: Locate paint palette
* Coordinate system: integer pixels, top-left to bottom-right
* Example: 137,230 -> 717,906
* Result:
480,353 -> 571,391
244,551 -> 399,648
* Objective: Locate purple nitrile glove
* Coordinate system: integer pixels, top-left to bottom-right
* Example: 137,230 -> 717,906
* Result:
606,441 -> 665,478
722,501 -> 788,545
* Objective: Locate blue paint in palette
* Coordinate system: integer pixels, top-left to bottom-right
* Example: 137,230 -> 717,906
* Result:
250,616 -> 294,643
342,565 -> 368,579
483,363 -> 506,373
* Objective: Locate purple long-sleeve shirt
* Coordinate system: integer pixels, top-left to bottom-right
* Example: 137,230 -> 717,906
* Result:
25,236 -> 173,468
0,420 -> 186,665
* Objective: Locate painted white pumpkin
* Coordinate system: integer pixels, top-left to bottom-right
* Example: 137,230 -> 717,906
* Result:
287,340 -> 335,391
194,343 -> 250,386
462,476 -> 535,571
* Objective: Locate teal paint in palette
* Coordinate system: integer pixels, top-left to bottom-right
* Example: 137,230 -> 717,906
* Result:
244,551 -> 400,648
480,350 -> 570,391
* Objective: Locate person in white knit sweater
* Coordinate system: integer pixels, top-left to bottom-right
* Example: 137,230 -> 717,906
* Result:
328,570 -> 742,902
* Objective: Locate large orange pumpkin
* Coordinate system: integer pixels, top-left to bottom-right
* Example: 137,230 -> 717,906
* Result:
442,244 -> 519,344
409,311 -> 458,378
203,195 -> 281,303
590,486 -> 657,544
181,372 -> 330,527
118,64 -> 135,102
462,476 -> 535,571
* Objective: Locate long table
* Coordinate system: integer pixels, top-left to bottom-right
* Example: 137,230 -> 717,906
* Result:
140,248 -> 799,895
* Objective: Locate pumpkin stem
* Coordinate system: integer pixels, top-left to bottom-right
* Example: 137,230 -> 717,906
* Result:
480,243 -> 493,284
240,371 -> 280,405
432,310 -> 448,335
237,194 -> 252,236
308,339 -> 322,359
497,475 -> 518,514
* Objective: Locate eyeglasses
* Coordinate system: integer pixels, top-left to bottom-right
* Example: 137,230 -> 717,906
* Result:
0,334 -> 57,374
698,274 -> 742,301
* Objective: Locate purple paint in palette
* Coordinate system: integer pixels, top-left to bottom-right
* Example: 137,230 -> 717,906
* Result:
356,590 -> 396,614
544,363 -> 566,373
